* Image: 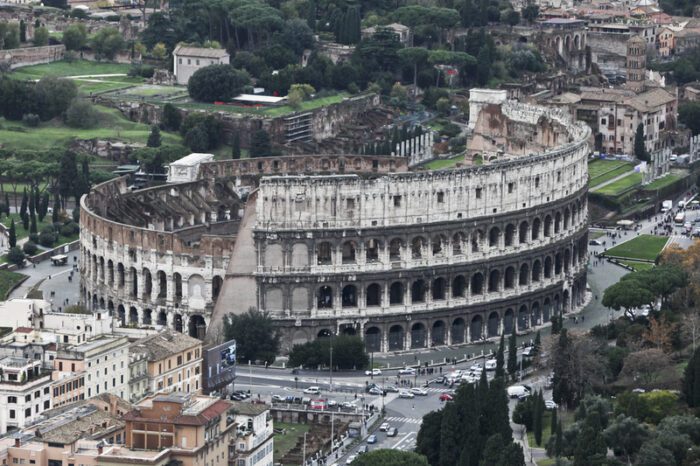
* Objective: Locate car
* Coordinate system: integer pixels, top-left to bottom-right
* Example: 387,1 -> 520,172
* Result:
469,362 -> 483,371
384,385 -> 399,393
310,399 -> 327,410
439,393 -> 454,401
410,387 -> 428,396
485,359 -> 497,371
357,445 -> 368,454
271,395 -> 285,403
303,386 -> 321,395
545,400 -> 558,410
398,367 -> 416,375
379,422 -> 390,432
399,390 -> 415,399
365,368 -> 382,376
507,385 -> 531,399
387,427 -> 398,437
341,401 -> 356,409
368,387 -> 383,396
589,239 -> 603,246
327,399 -> 338,407
367,434 -> 377,444
522,347 -> 535,357
346,455 -> 356,464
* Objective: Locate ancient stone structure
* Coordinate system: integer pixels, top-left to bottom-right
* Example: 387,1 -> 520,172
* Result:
80,95 -> 590,353
626,35 -> 647,92
1,45 -> 64,70
538,19 -> 589,74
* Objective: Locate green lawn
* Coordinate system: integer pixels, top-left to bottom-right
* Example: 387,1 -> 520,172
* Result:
171,93 -> 350,117
644,174 -> 683,191
424,155 -> 465,170
617,260 -> 655,272
11,60 -> 132,79
0,270 -> 27,300
274,422 -> 311,463
603,234 -> 669,261
594,172 -> 643,196
589,164 -> 634,188
588,159 -> 629,178
3,213 -> 52,241
0,105 -> 181,152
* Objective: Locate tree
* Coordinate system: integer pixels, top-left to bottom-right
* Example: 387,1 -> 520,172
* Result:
65,100 -> 98,129
602,279 -> 655,319
634,123 -> 648,161
604,415 -> 648,465
231,133 -> 241,159
495,333 -> 505,378
680,102 -> 700,135
8,219 -> 16,248
684,346 -> 700,407
162,103 -> 181,131
643,316 -> 673,351
23,241 -> 37,256
350,449 -> 429,466
185,125 -> 210,152
533,391 -> 545,446
33,77 -> 78,122
398,47 -> 429,93
38,192 -> 49,222
288,335 -> 369,370
507,325 -> 517,379
62,24 -> 87,51
222,309 -> 280,364
287,83 -> 315,108
29,212 -> 37,235
250,129 -> 272,157
33,27 -> 49,46
620,348 -> 677,389
147,125 -> 162,148
19,189 -> 27,224
187,65 -> 250,102
0,22 -> 20,50
151,42 -> 167,60
52,196 -> 60,223
439,400 -> 462,466
7,247 -> 25,266
501,9 -> 520,27
90,28 -> 125,60
416,410 -> 442,465
636,440 -> 675,466
19,20 -> 25,43
522,5 -> 539,22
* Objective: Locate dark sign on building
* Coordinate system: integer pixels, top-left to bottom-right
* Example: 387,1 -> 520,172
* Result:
202,339 -> 237,395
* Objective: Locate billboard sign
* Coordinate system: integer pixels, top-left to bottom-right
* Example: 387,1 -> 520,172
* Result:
202,339 -> 237,394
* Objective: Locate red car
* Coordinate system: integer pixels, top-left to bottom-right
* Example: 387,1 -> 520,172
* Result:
439,393 -> 454,402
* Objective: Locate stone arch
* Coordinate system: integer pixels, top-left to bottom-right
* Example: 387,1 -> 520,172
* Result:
504,308 -> 514,334
565,34 -> 571,51
342,241 -> 357,264
411,279 -> 426,303
317,241 -> 332,265
389,238 -> 403,261
564,207 -> 571,229
544,256 -> 553,278
143,309 -> 152,325
291,243 -> 309,268
532,302 -> 541,327
555,36 -> 562,54
432,277 -> 446,300
564,248 -> 571,272
317,286 -> 333,308
505,224 -> 516,246
543,215 -> 552,237
265,243 -> 284,269
157,271 -> 167,298
519,263 -> 530,286
365,239 -> 381,263
292,329 -> 310,346
411,236 -> 426,259
173,272 -> 183,300
451,318 -> 465,344
452,232 -> 465,255
107,260 -> 114,286
563,289 -> 571,312
488,269 -> 501,292
519,221 -> 529,244
554,211 -> 562,234
452,275 -> 466,297
292,287 -> 309,312
411,323 -> 426,348
532,260 -> 542,282
187,274 -> 206,308
574,34 -> 580,50
173,314 -> 183,332
432,320 -> 446,346
341,325 -> 356,336
129,306 -> 138,325
518,305 -> 529,331
99,297 -> 105,309
544,298 -> 552,322
389,325 -> 405,350
505,266 -> 516,289
532,218 -> 541,240
432,234 -> 447,256
489,226 -> 501,248
117,305 -> 126,325
366,283 -> 381,307
555,253 -> 563,275
212,275 -> 223,301
471,272 -> 484,295
470,315 -> 483,341
390,282 -> 404,305
488,312 -> 500,337
117,263 -> 125,288
342,284 -> 357,307
157,310 -> 167,326
188,314 -> 206,339
265,288 -> 283,311
365,327 -> 381,352
92,294 -> 98,310
471,230 -> 484,252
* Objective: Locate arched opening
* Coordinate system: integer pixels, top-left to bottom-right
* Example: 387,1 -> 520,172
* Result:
452,275 -> 466,297
174,273 -> 183,301
389,238 -> 403,261
544,298 -> 552,322
143,309 -> 152,325
544,215 -> 552,237
99,297 -> 105,309
389,282 -> 404,305
129,267 -> 138,298
411,279 -> 426,303
92,295 -> 98,310
366,283 -> 381,307
117,305 -> 125,326
504,308 -> 514,334
143,269 -> 152,299
471,273 -> 484,295
563,289 -> 571,312
108,300 -> 114,316
452,232 -> 465,255
504,267 -> 515,289
158,271 -> 167,298
365,327 -> 381,352
532,218 -> 541,240
432,235 -> 446,256
341,326 -> 356,336
544,256 -> 553,278
129,306 -> 138,325
318,286 -> 333,309
555,253 -> 562,275
532,260 -> 542,282
117,263 -> 125,288
389,325 -> 404,350
411,323 -> 426,348
519,222 -> 529,244
518,305 -> 529,331
564,249 -> 571,272
505,224 -> 515,246
451,318 -> 465,344
342,241 -> 357,264
532,302 -> 541,327
411,237 -> 426,259
488,312 -> 499,337
432,321 -> 446,346
342,285 -> 357,307
470,315 -> 483,342
157,310 -> 167,326
489,227 -> 501,248
107,260 -> 114,286
554,212 -> 561,234
432,277 -> 446,300
519,263 -> 530,286
365,239 -> 380,262
488,269 -> 501,292
317,242 -> 332,265
564,208 -> 570,229
174,314 -> 183,332
471,230 -> 483,252
212,275 -> 223,300
188,314 -> 206,339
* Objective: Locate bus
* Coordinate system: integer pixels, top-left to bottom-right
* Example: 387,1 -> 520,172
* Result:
674,212 -> 686,225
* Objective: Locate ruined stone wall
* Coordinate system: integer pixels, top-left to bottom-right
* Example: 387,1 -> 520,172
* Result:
2,45 -> 65,69
588,32 -> 629,75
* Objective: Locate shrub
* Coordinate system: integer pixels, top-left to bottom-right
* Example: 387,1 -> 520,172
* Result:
59,223 -> 74,237
162,103 -> 181,131
22,241 -> 38,255
187,65 -> 250,102
22,113 -> 39,127
28,233 -> 39,244
128,64 -> 155,78
7,246 -> 25,266
38,226 -> 56,247
65,99 -> 98,129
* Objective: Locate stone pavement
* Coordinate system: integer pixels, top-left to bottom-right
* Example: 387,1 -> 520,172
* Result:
9,251 -> 80,310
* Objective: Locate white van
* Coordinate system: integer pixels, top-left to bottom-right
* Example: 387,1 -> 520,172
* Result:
507,385 -> 531,399
485,359 -> 497,371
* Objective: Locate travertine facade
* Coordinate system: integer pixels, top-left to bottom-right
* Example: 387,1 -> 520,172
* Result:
80,96 -> 590,353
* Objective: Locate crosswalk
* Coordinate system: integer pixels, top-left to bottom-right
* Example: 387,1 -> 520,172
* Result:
386,416 -> 423,425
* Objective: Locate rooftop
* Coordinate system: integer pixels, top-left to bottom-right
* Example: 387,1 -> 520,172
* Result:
169,152 -> 215,167
172,45 -> 229,59
130,329 -> 202,362
126,394 -> 232,426
229,401 -> 269,417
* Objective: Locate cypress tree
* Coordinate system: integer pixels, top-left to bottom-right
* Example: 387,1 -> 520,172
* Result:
147,125 -> 162,148
19,189 -> 27,223
4,193 -> 9,216
29,212 -> 37,235
22,212 -> 28,231
8,219 -> 16,248
19,20 -> 26,43
533,390 -> 544,446
684,346 -> 700,407
550,404 -> 558,434
439,398 -> 462,466
507,325 -> 518,380
39,192 -> 49,221
554,419 -> 563,457
534,330 -> 541,356
231,133 -> 241,159
306,0 -> 316,31
28,189 -> 35,217
52,196 -> 60,224
495,333 -> 505,378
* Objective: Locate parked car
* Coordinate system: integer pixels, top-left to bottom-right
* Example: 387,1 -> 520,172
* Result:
399,390 -> 415,399
365,368 -> 382,376
439,393 -> 454,401
379,423 -> 390,432
327,399 -> 338,407
545,400 -> 558,410
271,395 -> 285,402
368,386 -> 383,396
522,347 -> 535,358
346,455 -> 356,464
485,359 -> 497,371
410,387 -> 428,396
589,239 -> 603,246
507,385 -> 531,399
357,445 -> 368,454
367,434 -> 377,444
384,385 -> 399,393
303,386 -> 321,395
469,362 -> 483,371
398,367 -> 416,375
387,427 -> 398,437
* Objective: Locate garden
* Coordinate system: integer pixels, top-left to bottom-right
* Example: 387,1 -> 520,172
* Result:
588,159 -> 634,189
603,234 -> 669,262
592,172 -> 643,197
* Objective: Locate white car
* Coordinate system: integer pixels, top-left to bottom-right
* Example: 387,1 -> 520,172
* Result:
303,386 -> 321,395
410,387 -> 428,396
545,400 -> 558,410
346,455 -> 356,464
399,390 -> 415,399
327,399 -> 338,407
398,367 -> 416,375
522,347 -> 535,357
469,363 -> 483,371
271,395 -> 285,402
484,359 -> 497,371
379,422 -> 390,432
365,368 -> 382,376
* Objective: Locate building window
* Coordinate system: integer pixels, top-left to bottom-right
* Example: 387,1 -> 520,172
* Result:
44,400 -> 49,409
178,58 -> 182,64
25,408 -> 31,418
475,188 -> 482,199
393,195 -> 402,207
196,59 -> 200,65
187,59 -> 191,65
9,410 -> 15,419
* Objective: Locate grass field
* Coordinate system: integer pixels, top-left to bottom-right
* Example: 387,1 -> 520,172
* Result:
0,105 -> 181,152
594,172 -> 643,196
604,234 -> 668,261
617,260 -> 655,272
644,174 -> 683,191
274,422 -> 311,463
171,93 -> 350,117
424,155 -> 465,169
588,159 -> 629,178
12,60 -> 132,79
2,213 -> 52,241
0,270 -> 27,299
589,164 -> 634,188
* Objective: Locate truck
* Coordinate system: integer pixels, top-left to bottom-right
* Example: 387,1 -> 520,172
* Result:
675,212 -> 686,225
507,385 -> 531,399
661,200 -> 673,213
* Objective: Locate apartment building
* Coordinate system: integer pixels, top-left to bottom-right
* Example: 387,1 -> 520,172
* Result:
229,402 -> 274,466
0,357 -> 52,434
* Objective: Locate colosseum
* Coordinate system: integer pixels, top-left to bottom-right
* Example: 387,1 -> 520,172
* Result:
79,89 -> 591,353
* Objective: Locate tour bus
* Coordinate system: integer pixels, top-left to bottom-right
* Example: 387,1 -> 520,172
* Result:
675,212 -> 686,225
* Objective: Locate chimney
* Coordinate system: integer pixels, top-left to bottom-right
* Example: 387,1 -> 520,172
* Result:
14,438 -> 20,447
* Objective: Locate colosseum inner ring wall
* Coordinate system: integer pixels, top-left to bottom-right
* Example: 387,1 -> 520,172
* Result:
81,96 -> 591,353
